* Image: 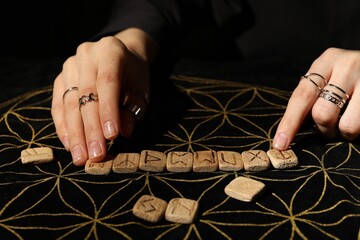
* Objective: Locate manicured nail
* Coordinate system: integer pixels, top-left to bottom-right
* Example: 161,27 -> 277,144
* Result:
88,141 -> 102,159
273,132 -> 289,150
71,145 -> 85,163
104,121 -> 116,139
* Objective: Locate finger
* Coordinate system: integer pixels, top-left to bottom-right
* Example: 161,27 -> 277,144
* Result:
77,43 -> 106,163
120,91 -> 149,137
273,61 -> 329,150
312,50 -> 354,139
51,74 -> 69,150
312,82 -> 349,139
61,57 -> 88,166
339,86 -> 360,140
119,46 -> 150,137
96,37 -> 124,140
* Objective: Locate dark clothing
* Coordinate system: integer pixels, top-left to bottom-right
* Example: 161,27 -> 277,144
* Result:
96,0 -> 360,63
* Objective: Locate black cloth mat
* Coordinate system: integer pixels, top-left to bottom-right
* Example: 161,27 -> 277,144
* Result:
0,58 -> 359,240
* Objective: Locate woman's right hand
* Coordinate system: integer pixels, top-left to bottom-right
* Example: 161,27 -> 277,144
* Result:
51,28 -> 157,166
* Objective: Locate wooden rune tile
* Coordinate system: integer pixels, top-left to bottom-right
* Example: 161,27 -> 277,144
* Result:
267,149 -> 299,169
224,176 -> 266,202
193,150 -> 218,172
21,147 -> 54,164
112,153 -> 140,173
139,150 -> 167,172
165,198 -> 199,224
217,150 -> 244,171
133,195 -> 168,223
241,150 -> 271,171
84,159 -> 113,175
166,151 -> 193,172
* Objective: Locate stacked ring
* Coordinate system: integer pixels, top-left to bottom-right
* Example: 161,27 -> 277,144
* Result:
328,83 -> 350,100
78,93 -> 98,110
306,73 -> 328,84
300,73 -> 327,92
319,91 -> 345,108
320,83 -> 349,109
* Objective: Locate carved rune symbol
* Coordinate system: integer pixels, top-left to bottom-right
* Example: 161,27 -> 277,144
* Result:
140,197 -> 157,212
276,151 -> 292,160
172,201 -> 192,216
196,151 -> 216,164
115,153 -> 136,167
249,151 -> 267,162
220,152 -> 236,165
144,151 -> 162,164
169,152 -> 189,166
89,162 -> 105,168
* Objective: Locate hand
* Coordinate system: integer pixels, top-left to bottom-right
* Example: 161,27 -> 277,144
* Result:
51,29 -> 156,166
273,47 -> 360,150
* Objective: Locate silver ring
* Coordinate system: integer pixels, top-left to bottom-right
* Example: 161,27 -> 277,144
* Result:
319,91 -> 345,108
328,83 -> 350,100
123,103 -> 145,120
300,75 -> 323,92
122,91 -> 149,120
321,89 -> 346,104
62,87 -> 78,102
78,93 -> 98,110
305,73 -> 327,84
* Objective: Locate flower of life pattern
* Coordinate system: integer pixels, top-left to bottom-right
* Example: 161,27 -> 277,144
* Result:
0,75 -> 359,240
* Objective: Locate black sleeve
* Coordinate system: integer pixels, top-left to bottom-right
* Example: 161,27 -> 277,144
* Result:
94,0 -> 246,46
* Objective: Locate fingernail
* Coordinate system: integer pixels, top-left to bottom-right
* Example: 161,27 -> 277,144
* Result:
71,145 -> 85,163
273,132 -> 289,150
104,121 -> 116,139
88,141 -> 102,159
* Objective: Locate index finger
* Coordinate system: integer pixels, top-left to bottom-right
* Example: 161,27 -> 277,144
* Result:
273,62 -> 330,150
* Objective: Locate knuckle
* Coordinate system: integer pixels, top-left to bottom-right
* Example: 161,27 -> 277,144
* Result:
51,104 -> 61,118
99,36 -> 127,55
312,104 -> 335,126
76,42 -> 92,55
62,56 -> 76,70
339,119 -> 360,140
322,47 -> 342,58
98,72 -> 118,85
313,47 -> 341,65
81,87 -> 97,95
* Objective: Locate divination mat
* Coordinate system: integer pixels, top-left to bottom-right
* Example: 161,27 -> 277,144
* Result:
0,58 -> 359,240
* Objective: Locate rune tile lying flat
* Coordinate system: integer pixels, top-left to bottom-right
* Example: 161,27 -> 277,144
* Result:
267,149 -> 299,169
139,150 -> 167,172
85,159 -> 113,175
165,198 -> 199,224
241,150 -> 271,171
166,151 -> 194,172
21,147 -> 54,164
224,176 -> 266,202
133,195 -> 168,223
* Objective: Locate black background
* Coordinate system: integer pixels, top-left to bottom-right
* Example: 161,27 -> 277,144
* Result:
0,1 -> 115,58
